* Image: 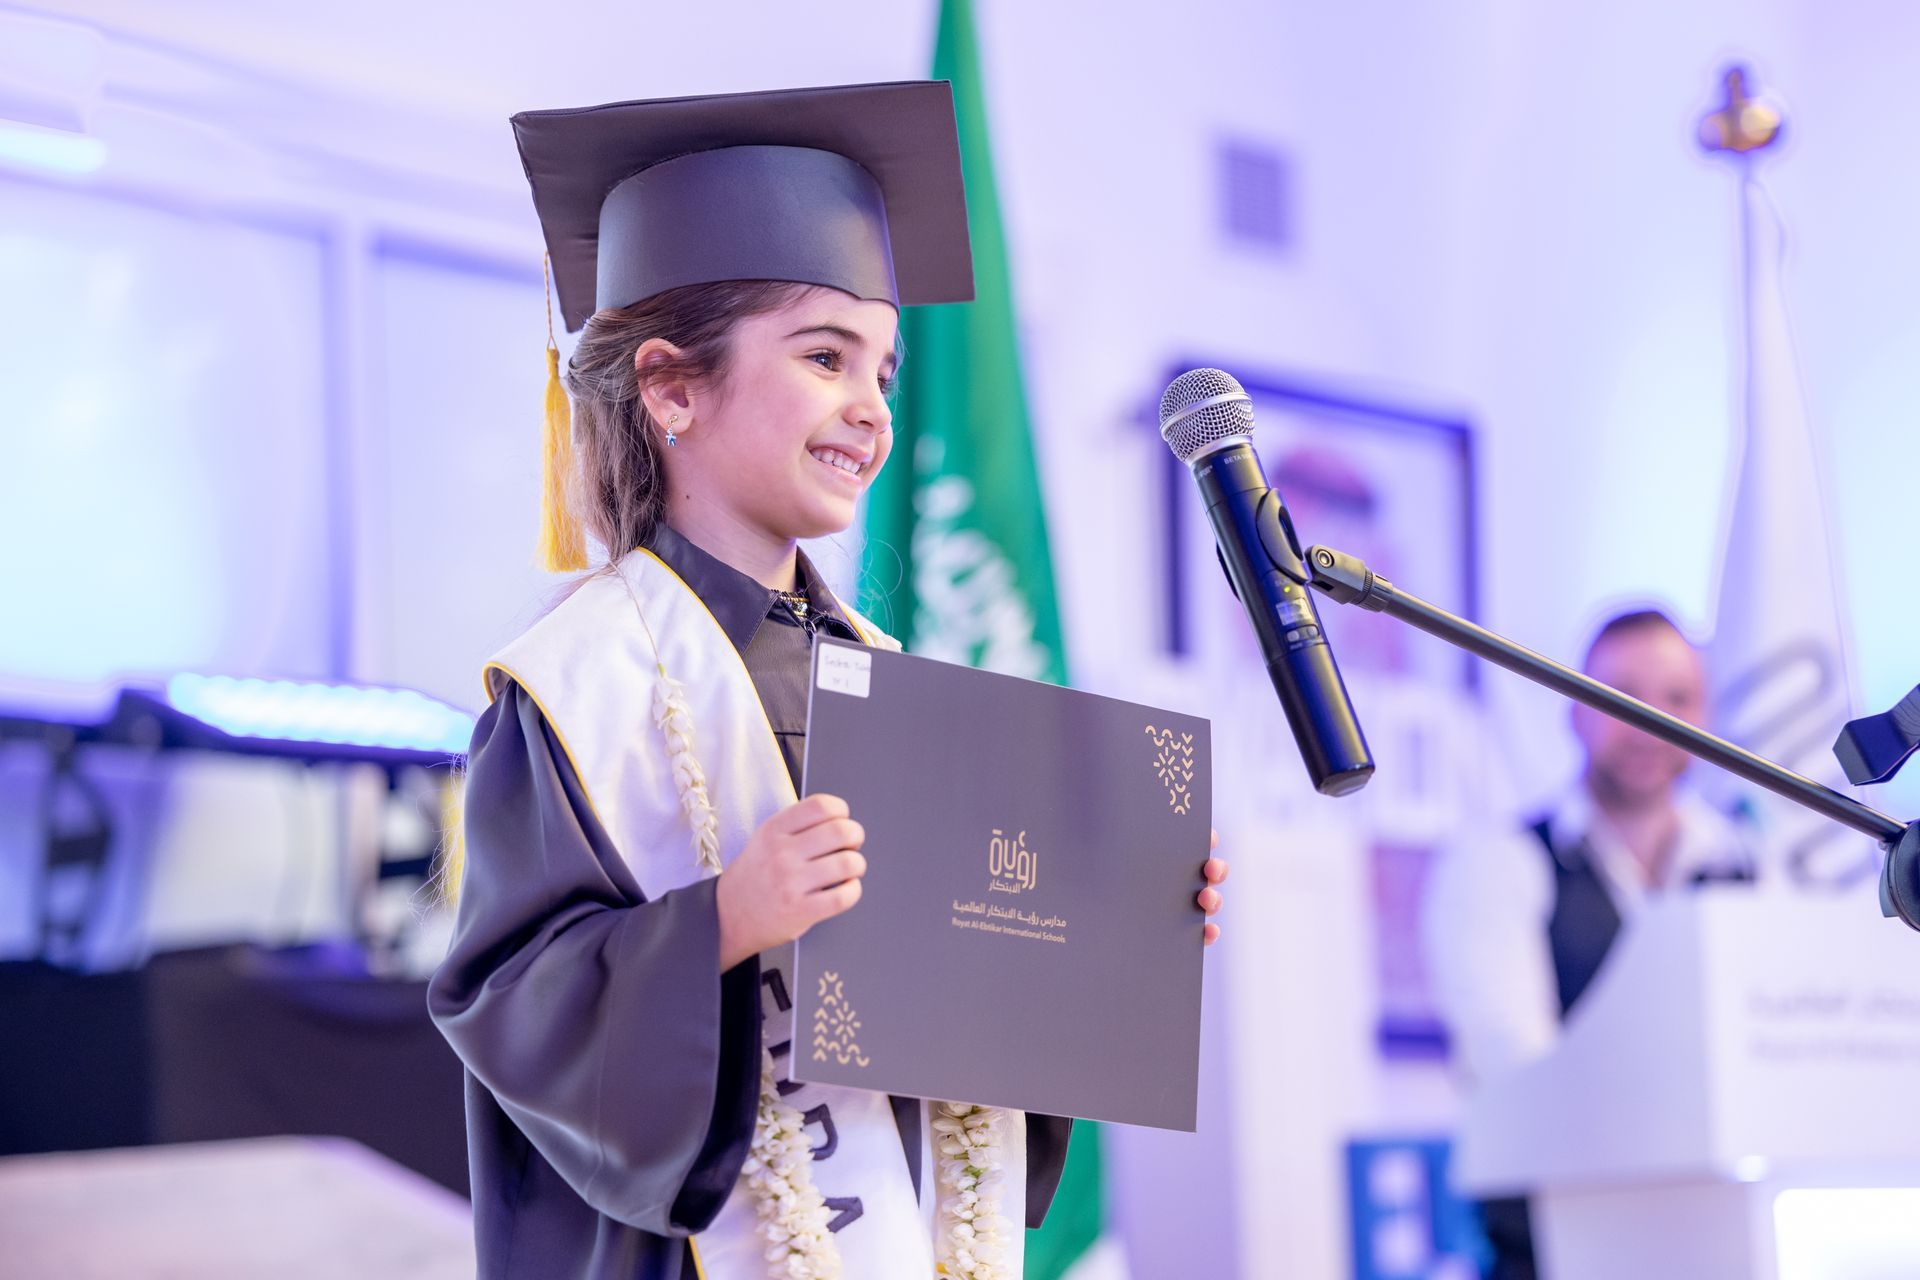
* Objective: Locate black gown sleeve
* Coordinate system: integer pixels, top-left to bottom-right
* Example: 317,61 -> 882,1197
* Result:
1025,1114 -> 1074,1227
428,681 -> 762,1238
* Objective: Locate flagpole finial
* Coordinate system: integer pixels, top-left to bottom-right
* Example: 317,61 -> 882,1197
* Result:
1699,64 -> 1783,157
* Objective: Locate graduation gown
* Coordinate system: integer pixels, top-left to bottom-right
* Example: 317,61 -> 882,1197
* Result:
429,529 -> 1072,1279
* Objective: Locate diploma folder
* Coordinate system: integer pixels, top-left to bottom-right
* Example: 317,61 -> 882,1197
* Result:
793,637 -> 1210,1131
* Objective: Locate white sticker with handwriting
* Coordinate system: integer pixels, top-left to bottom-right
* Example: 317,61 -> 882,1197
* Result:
816,645 -> 872,698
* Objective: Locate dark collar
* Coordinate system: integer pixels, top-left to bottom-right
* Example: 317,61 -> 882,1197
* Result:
644,524 -> 852,654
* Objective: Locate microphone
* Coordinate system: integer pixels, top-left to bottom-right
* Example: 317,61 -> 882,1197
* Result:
1159,369 -> 1374,796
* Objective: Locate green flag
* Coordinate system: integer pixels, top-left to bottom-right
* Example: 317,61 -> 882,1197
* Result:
861,0 -> 1064,685
859,1 -> 1103,1274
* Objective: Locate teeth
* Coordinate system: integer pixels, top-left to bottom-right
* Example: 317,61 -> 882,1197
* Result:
810,447 -> 863,475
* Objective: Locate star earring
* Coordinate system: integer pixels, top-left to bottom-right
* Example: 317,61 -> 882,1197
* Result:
666,413 -> 680,447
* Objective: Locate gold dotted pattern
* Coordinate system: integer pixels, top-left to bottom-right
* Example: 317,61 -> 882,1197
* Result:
1145,725 -> 1195,816
811,971 -> 871,1068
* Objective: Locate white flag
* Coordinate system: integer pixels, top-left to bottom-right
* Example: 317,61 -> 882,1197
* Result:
1707,175 -> 1868,885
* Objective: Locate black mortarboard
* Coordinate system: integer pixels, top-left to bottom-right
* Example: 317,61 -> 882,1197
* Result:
513,80 -> 974,332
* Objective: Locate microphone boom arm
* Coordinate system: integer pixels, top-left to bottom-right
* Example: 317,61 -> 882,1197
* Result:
1301,544 -> 1920,928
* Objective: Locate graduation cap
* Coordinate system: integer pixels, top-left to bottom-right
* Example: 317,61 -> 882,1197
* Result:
514,79 -> 975,332
513,80 -> 974,571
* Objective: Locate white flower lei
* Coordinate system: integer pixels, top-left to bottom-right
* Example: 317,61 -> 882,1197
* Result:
933,1104 -> 1014,1280
629,569 -> 1011,1278
742,1047 -> 841,1279
651,670 -> 721,874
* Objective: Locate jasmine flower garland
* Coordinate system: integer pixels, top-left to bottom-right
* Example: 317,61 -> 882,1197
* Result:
933,1103 -> 1013,1280
652,670 -> 721,874
744,1047 -> 841,1279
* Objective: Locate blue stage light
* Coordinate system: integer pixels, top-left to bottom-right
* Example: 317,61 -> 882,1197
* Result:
165,674 -> 475,756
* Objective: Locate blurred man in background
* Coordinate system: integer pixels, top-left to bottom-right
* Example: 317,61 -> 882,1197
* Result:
1424,608 -> 1757,1279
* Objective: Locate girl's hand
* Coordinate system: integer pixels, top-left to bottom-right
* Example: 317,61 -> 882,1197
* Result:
1198,828 -> 1228,946
715,794 -> 867,970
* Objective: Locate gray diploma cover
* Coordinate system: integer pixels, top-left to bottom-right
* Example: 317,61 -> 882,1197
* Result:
793,638 -> 1210,1131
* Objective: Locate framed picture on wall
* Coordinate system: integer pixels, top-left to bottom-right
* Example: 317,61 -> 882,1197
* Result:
1158,364 -> 1498,1054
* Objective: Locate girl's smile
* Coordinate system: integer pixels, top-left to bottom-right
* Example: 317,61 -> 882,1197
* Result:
809,445 -> 872,477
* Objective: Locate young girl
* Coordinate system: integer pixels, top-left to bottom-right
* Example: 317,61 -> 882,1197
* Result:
429,80 -> 1228,1280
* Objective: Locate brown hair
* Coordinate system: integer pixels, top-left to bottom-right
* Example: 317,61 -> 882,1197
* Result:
564,279 -> 821,557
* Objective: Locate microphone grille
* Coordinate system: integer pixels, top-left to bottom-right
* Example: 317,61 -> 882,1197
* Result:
1159,368 -> 1254,461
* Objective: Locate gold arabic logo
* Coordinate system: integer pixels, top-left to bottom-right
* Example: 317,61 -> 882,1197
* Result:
988,828 -> 1037,895
811,971 -> 870,1068
1145,725 -> 1195,815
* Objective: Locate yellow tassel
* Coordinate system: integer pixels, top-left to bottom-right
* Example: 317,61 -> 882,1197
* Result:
538,344 -> 588,571
536,252 -> 588,572
434,767 -> 467,906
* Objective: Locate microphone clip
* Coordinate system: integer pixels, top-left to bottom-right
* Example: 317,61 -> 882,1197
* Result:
1303,545 -> 1390,612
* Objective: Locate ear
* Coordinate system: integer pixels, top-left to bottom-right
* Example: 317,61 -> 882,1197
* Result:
634,338 -> 694,426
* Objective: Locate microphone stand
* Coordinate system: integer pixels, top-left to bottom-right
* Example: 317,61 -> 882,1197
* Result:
1299,544 -> 1920,931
